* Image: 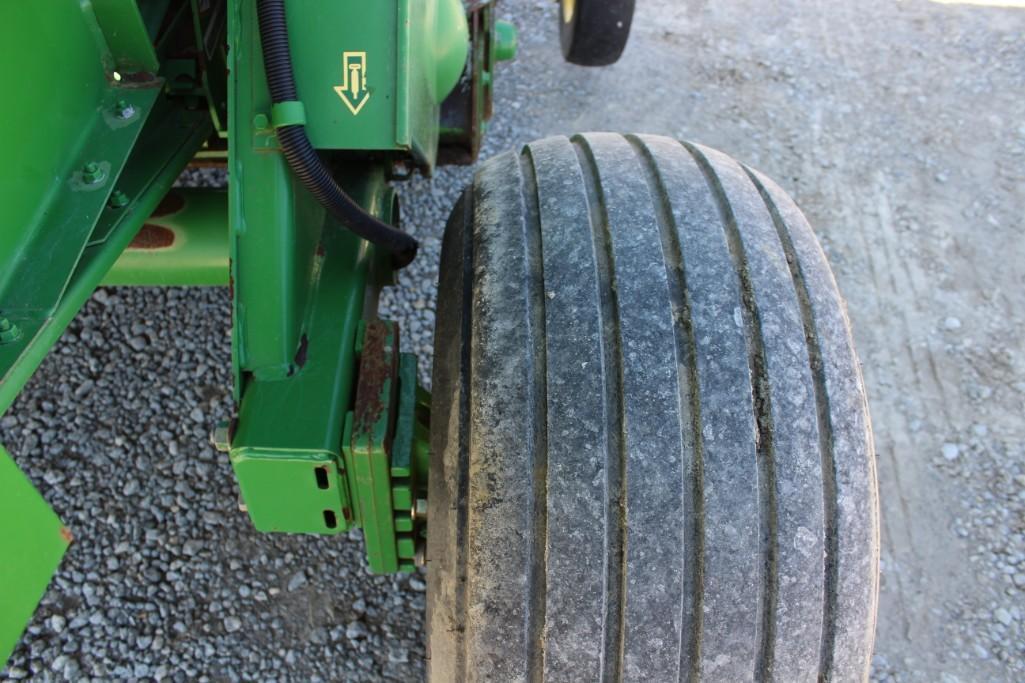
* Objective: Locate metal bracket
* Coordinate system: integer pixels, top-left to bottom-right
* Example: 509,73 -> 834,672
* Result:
342,320 -> 428,573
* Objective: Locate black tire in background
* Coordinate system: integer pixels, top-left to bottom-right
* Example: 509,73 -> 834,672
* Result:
426,133 -> 879,682
559,0 -> 635,66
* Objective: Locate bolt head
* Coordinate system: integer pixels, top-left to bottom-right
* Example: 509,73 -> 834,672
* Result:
115,99 -> 136,119
390,160 -> 412,180
81,162 -> 105,185
108,190 -> 129,209
0,317 -> 21,344
210,422 -> 231,452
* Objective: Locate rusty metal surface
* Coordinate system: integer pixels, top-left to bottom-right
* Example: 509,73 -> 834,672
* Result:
127,224 -> 176,250
352,319 -> 399,448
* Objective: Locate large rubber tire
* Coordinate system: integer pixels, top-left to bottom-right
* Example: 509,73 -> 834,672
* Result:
426,133 -> 879,682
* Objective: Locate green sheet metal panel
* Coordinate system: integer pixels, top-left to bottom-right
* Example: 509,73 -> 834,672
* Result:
232,455 -> 351,534
0,0 -> 168,411
277,0 -> 467,164
0,445 -> 70,665
0,101 -> 213,415
285,1 -> 399,151
0,1 -> 161,312
0,1 -> 114,267
90,0 -> 161,73
229,0 -> 324,381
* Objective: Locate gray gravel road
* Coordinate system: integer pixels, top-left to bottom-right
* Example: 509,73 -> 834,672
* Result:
3,0 -> 1025,680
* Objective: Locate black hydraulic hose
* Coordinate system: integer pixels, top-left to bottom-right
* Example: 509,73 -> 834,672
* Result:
256,0 -> 418,268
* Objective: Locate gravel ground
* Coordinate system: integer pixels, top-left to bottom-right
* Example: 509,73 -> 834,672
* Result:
3,0 -> 1025,680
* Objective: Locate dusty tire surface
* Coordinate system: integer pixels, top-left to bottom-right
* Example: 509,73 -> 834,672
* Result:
426,133 -> 879,682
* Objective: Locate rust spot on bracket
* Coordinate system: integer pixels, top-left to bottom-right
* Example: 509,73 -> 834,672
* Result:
127,224 -> 175,250
352,320 -> 400,451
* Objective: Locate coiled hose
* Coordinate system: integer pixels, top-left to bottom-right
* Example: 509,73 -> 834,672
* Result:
256,0 -> 418,268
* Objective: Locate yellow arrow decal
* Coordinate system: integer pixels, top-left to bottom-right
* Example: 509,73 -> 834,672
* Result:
334,51 -> 369,115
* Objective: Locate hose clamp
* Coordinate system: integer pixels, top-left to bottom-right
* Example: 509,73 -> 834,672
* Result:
271,100 -> 307,128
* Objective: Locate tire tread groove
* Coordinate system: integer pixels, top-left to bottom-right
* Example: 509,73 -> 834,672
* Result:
742,165 -> 841,681
624,134 -> 706,683
571,135 -> 628,683
518,149 -> 550,683
680,142 -> 780,682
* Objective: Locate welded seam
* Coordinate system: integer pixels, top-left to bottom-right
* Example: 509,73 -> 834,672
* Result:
681,143 -> 779,682
572,135 -> 628,683
625,135 -> 705,683
742,166 -> 840,682
519,147 -> 550,683
456,188 -> 475,683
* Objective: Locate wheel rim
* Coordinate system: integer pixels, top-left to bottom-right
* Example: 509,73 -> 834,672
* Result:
561,0 -> 576,24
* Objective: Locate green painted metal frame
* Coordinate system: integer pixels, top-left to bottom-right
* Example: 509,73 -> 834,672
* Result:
0,2 -> 505,662
0,103 -> 211,661
0,1 -> 212,664
0,1 -> 160,399
228,169 -> 392,535
0,0 -> 216,412
103,189 -> 230,287
0,101 -> 213,414
223,0 -> 465,543
229,0 -> 325,385
226,0 -> 385,535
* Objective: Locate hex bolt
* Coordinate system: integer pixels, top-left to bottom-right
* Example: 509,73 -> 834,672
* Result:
414,539 -> 426,567
108,190 -> 129,209
412,498 -> 428,522
81,162 -> 105,185
390,160 -> 412,180
0,316 -> 21,344
115,99 -> 136,120
210,422 -> 231,452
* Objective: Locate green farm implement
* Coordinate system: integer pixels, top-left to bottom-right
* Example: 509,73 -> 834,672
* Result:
0,1 -> 879,679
